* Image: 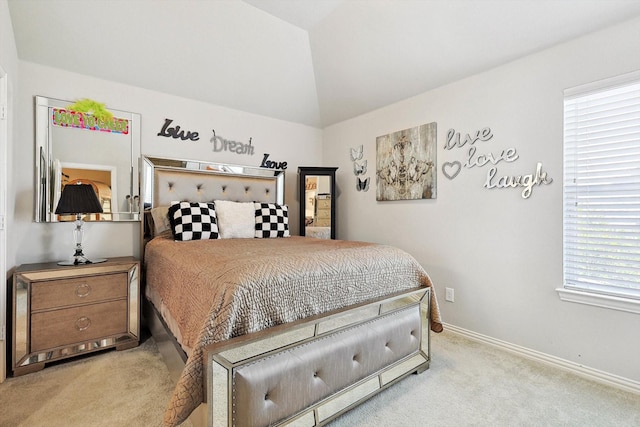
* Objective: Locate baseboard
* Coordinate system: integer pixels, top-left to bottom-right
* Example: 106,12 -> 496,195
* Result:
443,323 -> 640,395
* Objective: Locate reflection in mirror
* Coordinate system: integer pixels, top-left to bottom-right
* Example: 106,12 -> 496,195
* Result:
57,163 -> 117,221
298,167 -> 337,239
35,96 -> 141,222
305,175 -> 331,226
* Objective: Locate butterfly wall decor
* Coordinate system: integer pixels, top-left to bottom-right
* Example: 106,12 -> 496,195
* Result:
356,177 -> 370,192
353,160 -> 367,176
350,145 -> 370,192
350,145 -> 363,162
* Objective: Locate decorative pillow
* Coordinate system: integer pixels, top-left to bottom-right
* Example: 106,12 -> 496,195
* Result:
254,202 -> 290,238
214,200 -> 256,239
150,206 -> 171,236
167,202 -> 218,241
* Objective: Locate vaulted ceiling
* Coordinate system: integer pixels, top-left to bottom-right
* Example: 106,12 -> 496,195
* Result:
8,0 -> 640,128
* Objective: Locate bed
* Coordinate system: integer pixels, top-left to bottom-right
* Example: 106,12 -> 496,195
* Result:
140,156 -> 443,427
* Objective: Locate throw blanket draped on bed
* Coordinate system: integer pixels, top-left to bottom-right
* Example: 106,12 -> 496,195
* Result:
144,235 -> 443,426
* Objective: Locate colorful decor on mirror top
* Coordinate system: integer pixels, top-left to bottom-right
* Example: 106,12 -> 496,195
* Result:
53,98 -> 129,134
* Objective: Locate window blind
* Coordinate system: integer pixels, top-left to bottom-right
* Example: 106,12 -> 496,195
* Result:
563,76 -> 640,300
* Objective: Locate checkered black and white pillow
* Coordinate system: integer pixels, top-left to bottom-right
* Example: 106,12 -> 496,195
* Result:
254,203 -> 290,238
168,202 -> 219,241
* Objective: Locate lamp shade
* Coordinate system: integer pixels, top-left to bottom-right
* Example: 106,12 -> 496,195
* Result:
55,183 -> 104,215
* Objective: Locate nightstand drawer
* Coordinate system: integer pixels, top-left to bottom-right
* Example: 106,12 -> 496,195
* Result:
31,273 -> 128,311
316,199 -> 331,209
31,300 -> 128,352
316,209 -> 331,219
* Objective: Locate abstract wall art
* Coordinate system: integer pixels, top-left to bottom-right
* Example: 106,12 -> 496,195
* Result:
376,122 -> 437,201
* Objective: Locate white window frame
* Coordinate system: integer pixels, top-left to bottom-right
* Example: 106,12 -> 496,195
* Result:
558,71 -> 640,314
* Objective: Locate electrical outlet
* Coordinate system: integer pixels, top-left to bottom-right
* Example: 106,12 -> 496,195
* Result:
445,287 -> 455,302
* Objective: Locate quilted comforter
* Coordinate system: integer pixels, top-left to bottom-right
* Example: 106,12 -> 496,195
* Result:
144,235 -> 442,426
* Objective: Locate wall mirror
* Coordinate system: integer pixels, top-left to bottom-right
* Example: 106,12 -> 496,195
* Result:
35,96 -> 142,222
298,167 -> 337,239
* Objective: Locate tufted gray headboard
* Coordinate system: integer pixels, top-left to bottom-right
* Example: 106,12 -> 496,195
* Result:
140,156 -> 286,251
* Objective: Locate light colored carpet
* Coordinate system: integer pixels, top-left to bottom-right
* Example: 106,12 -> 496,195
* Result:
1,330 -> 638,426
329,330 -> 640,426
0,337 -> 192,427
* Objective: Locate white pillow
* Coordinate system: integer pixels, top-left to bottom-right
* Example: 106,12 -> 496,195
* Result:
214,200 -> 255,239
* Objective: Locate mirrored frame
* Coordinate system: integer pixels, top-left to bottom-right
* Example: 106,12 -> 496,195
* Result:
141,155 -> 286,209
35,95 -> 142,222
298,167 -> 337,239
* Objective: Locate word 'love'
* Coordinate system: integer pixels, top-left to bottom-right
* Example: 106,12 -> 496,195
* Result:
260,153 -> 287,170
464,146 -> 519,168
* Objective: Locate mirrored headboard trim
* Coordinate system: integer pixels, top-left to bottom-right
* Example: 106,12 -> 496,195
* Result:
141,156 -> 285,209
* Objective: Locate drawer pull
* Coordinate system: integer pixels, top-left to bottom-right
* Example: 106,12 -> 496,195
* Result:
75,283 -> 91,298
75,316 -> 92,331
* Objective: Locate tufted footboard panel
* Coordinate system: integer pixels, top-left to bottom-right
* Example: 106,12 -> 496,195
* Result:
207,287 -> 431,427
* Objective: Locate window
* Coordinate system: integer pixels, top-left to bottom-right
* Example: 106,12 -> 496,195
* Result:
561,71 -> 640,313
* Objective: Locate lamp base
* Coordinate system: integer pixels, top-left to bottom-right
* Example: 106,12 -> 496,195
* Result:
57,257 -> 107,266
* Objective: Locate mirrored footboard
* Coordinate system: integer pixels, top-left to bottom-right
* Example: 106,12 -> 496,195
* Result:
207,287 -> 431,427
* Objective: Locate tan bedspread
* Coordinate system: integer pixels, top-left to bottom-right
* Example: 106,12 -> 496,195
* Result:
144,235 -> 442,426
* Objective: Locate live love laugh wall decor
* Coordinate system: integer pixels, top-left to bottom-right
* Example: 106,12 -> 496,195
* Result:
376,122 -> 437,201
442,127 -> 552,199
157,118 -> 288,169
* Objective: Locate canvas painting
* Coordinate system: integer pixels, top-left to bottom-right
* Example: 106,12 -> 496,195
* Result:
376,122 -> 437,201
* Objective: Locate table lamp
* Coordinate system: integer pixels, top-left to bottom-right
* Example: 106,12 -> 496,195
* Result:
55,183 -> 107,265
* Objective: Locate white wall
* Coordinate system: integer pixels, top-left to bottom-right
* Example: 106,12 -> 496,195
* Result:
323,17 -> 640,383
1,0 -> 19,383
12,62 -> 323,265
1,0 -> 18,267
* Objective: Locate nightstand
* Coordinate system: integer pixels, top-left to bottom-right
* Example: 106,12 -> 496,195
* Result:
315,196 -> 332,227
11,257 -> 140,376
